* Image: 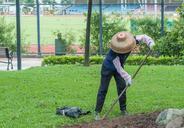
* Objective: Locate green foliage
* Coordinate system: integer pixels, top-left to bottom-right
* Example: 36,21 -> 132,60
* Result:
81,12 -> 127,54
130,17 -> 163,55
127,55 -> 184,65
130,15 -> 184,57
155,18 -> 184,57
53,30 -> 75,46
53,30 -> 76,53
90,55 -> 104,64
42,55 -> 104,65
176,3 -> 184,18
42,55 -> 84,65
130,17 -> 162,41
42,55 -> 184,66
0,65 -> 184,127
0,17 -> 15,51
3,16 -> 84,45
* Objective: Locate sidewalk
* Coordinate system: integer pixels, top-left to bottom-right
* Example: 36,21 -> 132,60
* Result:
0,58 -> 42,71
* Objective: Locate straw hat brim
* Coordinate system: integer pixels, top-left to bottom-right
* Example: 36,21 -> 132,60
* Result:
110,32 -> 136,54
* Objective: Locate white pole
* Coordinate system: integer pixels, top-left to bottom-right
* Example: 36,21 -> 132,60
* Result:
121,0 -> 124,14
154,0 -> 157,18
144,0 -> 147,14
138,0 -> 143,9
125,0 -> 127,14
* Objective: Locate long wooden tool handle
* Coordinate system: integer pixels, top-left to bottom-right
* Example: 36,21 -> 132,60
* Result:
132,49 -> 152,79
102,85 -> 128,119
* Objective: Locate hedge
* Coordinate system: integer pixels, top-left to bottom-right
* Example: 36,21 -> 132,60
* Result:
42,55 -> 184,66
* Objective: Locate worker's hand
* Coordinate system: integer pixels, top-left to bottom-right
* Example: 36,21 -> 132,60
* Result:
124,75 -> 132,86
149,41 -> 155,50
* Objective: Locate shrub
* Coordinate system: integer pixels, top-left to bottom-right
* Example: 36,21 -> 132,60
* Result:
130,9 -> 184,57
90,56 -> 104,64
154,3 -> 184,57
130,17 -> 162,41
176,3 -> 184,18
53,30 -> 76,53
154,15 -> 184,57
130,17 -> 167,55
42,55 -> 84,66
42,55 -> 184,66
0,17 -> 15,51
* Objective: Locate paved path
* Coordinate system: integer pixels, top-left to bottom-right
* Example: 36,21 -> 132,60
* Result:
0,58 -> 42,71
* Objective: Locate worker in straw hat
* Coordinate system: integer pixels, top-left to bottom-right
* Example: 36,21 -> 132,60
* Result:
94,31 -> 155,120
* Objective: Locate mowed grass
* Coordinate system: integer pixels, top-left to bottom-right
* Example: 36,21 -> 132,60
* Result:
0,65 -> 184,128
2,15 -> 86,44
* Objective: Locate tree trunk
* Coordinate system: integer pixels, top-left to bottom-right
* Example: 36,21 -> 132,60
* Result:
84,0 -> 92,66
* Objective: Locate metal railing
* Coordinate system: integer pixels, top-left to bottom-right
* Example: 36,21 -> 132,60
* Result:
0,2 -> 182,55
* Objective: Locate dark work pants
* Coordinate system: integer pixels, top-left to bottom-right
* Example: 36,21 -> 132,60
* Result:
95,65 -> 127,113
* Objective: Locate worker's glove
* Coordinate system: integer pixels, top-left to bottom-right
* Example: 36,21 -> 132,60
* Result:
149,41 -> 155,50
124,75 -> 132,87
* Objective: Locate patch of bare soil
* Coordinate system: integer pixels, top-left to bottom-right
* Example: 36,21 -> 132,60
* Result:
64,111 -> 164,128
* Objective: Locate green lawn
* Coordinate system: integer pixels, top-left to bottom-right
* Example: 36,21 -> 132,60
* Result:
0,65 -> 184,128
2,15 -> 85,44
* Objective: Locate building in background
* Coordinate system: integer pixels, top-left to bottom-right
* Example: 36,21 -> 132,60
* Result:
0,0 -> 183,15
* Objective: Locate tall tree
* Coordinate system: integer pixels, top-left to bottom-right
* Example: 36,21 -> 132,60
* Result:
84,0 -> 92,66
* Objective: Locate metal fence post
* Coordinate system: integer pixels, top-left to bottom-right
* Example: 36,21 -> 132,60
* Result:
16,0 -> 21,70
84,0 -> 92,66
99,0 -> 103,55
36,0 -> 41,55
161,0 -> 164,36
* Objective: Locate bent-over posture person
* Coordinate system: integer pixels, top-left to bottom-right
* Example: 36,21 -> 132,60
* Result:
94,31 -> 155,120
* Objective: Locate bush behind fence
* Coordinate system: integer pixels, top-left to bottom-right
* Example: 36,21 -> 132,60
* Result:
42,55 -> 184,66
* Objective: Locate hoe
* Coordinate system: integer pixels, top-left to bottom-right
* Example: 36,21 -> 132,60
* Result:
102,49 -> 153,120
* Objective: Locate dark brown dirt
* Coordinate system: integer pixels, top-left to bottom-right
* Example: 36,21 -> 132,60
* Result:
64,111 -> 165,128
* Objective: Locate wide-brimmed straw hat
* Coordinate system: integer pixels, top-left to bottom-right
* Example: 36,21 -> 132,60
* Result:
110,31 -> 136,54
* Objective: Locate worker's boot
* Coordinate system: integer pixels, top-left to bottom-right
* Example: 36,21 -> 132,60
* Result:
121,110 -> 129,116
94,111 -> 100,120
